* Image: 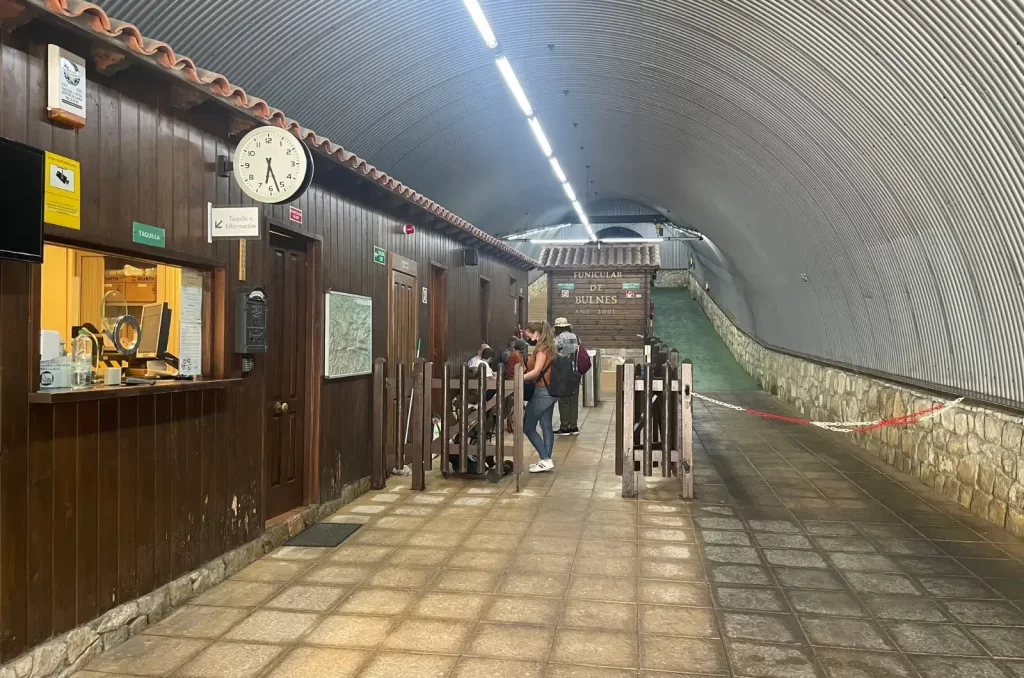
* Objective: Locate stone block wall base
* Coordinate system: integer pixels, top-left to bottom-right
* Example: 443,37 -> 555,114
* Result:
687,275 -> 1024,538
653,269 -> 689,288
0,476 -> 371,678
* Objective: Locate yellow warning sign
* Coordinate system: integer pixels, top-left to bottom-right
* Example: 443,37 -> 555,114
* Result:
43,151 -> 81,230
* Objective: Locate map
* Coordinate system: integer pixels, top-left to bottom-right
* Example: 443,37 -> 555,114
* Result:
324,291 -> 373,378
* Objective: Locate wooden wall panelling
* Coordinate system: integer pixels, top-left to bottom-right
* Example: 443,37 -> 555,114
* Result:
136,395 -> 156,599
117,398 -> 139,603
27,405 -> 53,647
52,403 -> 78,635
76,401 -> 100,624
96,399 -> 119,614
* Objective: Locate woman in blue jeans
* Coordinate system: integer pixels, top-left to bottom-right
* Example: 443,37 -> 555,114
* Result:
523,321 -> 559,473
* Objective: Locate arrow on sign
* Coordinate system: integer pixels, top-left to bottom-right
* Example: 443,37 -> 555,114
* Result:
214,220 -> 223,230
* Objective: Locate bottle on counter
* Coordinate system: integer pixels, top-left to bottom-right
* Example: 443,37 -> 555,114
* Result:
71,328 -> 96,390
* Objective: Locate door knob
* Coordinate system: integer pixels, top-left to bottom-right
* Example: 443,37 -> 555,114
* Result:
273,401 -> 289,414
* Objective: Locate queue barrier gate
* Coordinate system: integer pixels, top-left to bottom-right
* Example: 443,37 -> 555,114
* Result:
614,344 -> 694,499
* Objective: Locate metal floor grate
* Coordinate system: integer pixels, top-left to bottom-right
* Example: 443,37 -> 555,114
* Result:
283,522 -> 361,548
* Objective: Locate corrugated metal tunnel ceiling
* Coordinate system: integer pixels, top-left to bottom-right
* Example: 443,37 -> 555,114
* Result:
98,0 -> 1024,408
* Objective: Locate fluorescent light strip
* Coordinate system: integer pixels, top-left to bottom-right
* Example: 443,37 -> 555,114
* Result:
549,158 -> 567,183
527,117 -> 552,157
562,182 -> 577,202
495,57 -> 533,116
530,239 -> 590,244
462,0 -> 498,48
600,237 -> 664,243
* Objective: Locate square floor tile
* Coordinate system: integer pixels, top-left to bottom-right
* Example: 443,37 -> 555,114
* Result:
303,615 -> 395,649
726,640 -> 821,678
508,552 -> 574,575
144,605 -> 249,639
365,566 -> 437,589
178,642 -> 282,678
568,575 -> 638,602
910,655 -> 1009,678
695,517 -> 745,530
232,559 -> 312,583
498,573 -> 569,597
467,623 -> 554,661
803,521 -> 860,536
86,635 -> 208,676
969,626 -> 1024,658
432,569 -> 502,593
405,531 -> 465,548
639,543 -> 695,560
873,538 -> 941,556
786,590 -> 867,617
828,553 -> 899,572
265,647 -> 369,678
703,546 -> 763,565
916,576 -> 998,599
813,536 -> 878,553
351,529 -> 412,546
639,527 -> 693,542
385,547 -> 452,567
815,647 -> 914,678
764,549 -> 828,569
446,550 -> 511,571
450,657 -> 544,678
552,628 -> 638,668
302,564 -> 374,586
862,594 -> 948,622
845,572 -> 921,595
894,556 -> 969,576
483,596 -> 561,626
748,520 -> 802,533
639,580 -> 710,606
411,592 -> 490,621
578,539 -> 637,558
462,533 -> 522,551
193,581 -> 282,608
328,545 -> 394,564
638,558 -> 704,582
801,616 -> 893,650
357,651 -> 458,678
709,564 -> 774,586
269,546 -> 330,562
224,610 -> 319,643
518,536 -> 580,555
560,600 -> 637,632
639,604 -> 717,637
943,600 -> 1024,625
382,618 -> 472,654
700,530 -> 753,546
883,621 -> 985,655
714,586 -> 788,612
641,635 -> 729,674
266,585 -> 347,613
336,588 -> 418,616
721,611 -> 803,644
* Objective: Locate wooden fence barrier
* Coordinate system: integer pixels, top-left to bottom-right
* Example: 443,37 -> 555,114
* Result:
615,342 -> 694,499
372,358 -> 525,492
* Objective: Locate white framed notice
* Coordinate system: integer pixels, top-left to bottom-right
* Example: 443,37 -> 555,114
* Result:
47,45 -> 86,128
210,205 -> 261,239
324,291 -> 373,379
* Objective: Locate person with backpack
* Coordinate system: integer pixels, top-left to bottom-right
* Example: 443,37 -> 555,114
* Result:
553,318 -> 581,435
522,321 -> 560,472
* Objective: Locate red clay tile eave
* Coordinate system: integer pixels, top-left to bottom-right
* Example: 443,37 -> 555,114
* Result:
15,0 -> 536,269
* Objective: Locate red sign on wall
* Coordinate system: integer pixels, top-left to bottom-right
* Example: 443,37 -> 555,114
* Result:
288,206 -> 302,224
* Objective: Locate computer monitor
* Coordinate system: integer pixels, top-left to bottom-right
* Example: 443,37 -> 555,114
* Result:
136,302 -> 170,359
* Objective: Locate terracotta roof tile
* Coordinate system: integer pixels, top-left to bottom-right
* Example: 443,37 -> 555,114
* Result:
538,244 -> 661,270
18,0 -> 535,267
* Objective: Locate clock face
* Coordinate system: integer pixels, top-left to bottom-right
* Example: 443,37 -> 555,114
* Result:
233,126 -> 311,204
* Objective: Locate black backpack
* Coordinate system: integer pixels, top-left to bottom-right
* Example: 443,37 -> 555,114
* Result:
545,352 -> 581,398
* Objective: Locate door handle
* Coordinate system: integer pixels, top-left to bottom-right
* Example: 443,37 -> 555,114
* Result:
273,401 -> 289,414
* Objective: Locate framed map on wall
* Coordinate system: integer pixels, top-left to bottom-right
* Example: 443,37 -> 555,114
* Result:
324,291 -> 373,379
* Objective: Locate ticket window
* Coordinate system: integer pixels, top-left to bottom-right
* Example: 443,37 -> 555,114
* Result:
39,243 -> 195,364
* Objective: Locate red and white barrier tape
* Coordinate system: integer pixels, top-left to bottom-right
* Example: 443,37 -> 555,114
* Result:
693,393 -> 965,433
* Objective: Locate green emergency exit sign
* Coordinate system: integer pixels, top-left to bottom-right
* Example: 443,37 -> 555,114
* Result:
373,246 -> 386,265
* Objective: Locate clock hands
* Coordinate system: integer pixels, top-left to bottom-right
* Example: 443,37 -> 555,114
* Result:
267,161 -> 281,193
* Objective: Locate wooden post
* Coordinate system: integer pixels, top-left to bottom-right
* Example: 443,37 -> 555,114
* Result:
513,362 -> 524,492
459,364 -> 469,473
371,357 -> 386,489
642,359 -> 653,477
614,363 -> 624,477
441,363 -> 451,478
477,366 -> 487,472
411,360 -> 425,491
680,359 -> 694,499
661,362 -> 671,477
396,362 -> 406,472
621,361 -> 636,498
495,368 -> 506,472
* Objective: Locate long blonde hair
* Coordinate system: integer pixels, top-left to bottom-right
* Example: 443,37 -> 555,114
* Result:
526,321 -> 557,357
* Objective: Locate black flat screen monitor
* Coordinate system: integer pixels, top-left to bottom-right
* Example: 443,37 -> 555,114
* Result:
137,302 -> 170,359
0,136 -> 44,264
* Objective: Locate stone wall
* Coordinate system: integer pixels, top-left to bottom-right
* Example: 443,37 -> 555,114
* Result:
653,269 -> 689,288
688,273 -> 1024,536
0,478 -> 370,678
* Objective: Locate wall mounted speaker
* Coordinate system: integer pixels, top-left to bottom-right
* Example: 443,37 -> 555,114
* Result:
463,248 -> 479,266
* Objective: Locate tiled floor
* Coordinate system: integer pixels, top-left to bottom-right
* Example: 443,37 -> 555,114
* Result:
79,394 -> 1024,677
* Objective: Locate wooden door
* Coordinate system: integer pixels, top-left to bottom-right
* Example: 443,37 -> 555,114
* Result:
265,233 -> 309,519
388,255 -> 418,464
430,265 -> 448,370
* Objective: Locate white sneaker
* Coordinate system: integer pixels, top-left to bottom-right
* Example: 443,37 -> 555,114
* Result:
529,459 -> 555,473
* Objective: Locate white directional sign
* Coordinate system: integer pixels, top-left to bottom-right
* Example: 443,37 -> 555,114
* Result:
210,206 -> 261,239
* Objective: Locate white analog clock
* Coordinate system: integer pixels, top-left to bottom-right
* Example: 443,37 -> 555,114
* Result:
232,126 -> 313,204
